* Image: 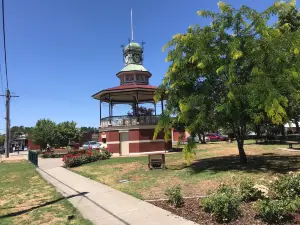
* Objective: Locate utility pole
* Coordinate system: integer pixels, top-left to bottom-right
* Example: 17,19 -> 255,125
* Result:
1,90 -> 19,158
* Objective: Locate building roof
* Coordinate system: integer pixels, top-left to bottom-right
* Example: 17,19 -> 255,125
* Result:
120,64 -> 148,72
92,84 -> 158,102
124,42 -> 142,52
105,84 -> 157,91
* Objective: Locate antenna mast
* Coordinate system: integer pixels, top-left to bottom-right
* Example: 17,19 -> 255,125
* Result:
131,8 -> 134,42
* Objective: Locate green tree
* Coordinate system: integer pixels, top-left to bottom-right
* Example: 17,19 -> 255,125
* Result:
157,1 -> 300,163
10,126 -> 34,136
57,121 -> 80,147
278,0 -> 300,32
0,134 -> 5,145
128,106 -> 154,116
80,127 -> 98,133
277,1 -> 300,133
32,119 -> 58,149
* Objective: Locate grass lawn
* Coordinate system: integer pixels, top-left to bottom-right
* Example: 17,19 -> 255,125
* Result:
0,161 -> 92,225
71,141 -> 300,200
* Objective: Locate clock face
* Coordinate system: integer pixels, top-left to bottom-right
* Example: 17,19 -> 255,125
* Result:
125,55 -> 129,64
133,54 -> 141,63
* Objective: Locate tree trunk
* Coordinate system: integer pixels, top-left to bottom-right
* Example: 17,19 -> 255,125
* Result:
237,137 -> 247,164
233,123 -> 247,164
295,118 -> 300,134
255,125 -> 261,138
201,132 -> 206,144
281,124 -> 285,138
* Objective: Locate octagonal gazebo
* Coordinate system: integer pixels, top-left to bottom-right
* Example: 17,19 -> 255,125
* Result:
92,41 -> 171,156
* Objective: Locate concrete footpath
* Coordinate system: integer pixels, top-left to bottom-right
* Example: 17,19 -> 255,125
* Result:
37,158 -> 197,225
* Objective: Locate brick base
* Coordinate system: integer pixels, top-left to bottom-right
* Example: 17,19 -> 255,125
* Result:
100,128 -> 171,154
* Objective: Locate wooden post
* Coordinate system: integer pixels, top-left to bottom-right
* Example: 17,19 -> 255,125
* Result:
154,101 -> 157,116
109,94 -> 112,124
136,91 -> 139,122
161,99 -> 164,114
99,100 -> 102,127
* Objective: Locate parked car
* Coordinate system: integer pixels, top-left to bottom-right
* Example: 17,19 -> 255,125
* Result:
196,135 -> 210,143
216,134 -> 228,141
82,141 -> 100,150
205,133 -> 227,142
205,134 -> 219,142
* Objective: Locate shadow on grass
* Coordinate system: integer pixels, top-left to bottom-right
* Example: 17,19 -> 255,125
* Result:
190,155 -> 300,174
0,192 -> 88,219
169,148 -> 183,153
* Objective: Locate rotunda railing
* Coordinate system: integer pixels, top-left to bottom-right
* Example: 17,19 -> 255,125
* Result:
100,115 -> 159,128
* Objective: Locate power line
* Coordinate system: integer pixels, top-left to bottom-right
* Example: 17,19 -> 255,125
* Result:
1,0 -> 8,89
0,0 -> 19,158
0,64 -> 4,96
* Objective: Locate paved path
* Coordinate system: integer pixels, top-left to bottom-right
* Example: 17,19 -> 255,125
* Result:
37,158 -> 197,225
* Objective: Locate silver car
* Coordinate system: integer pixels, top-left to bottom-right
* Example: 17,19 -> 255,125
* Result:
82,141 -> 100,150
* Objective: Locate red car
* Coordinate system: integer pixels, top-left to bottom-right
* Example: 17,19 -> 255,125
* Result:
205,133 -> 227,142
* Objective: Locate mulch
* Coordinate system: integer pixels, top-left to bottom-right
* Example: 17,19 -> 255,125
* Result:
150,198 -> 300,225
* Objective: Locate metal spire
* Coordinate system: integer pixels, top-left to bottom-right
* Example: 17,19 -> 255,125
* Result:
131,8 -> 134,42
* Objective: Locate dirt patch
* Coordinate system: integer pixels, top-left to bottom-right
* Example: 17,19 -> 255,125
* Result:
142,177 -> 184,199
0,199 -> 8,207
143,179 -> 224,200
0,159 -> 25,163
151,198 -> 300,225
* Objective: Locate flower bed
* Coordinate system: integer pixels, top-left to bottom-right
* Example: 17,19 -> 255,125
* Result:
150,173 -> 300,224
41,151 -> 64,158
62,149 -> 112,168
41,149 -> 97,158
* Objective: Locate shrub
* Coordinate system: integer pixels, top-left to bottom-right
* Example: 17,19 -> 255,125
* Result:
68,149 -> 87,155
239,178 -> 268,202
100,148 -> 112,159
258,199 -> 297,224
271,173 -> 300,199
62,149 -> 111,168
41,152 -> 63,158
182,138 -> 196,166
202,184 -> 241,222
165,185 -> 183,208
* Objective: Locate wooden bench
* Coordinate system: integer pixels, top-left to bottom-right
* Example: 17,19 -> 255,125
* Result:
286,141 -> 300,149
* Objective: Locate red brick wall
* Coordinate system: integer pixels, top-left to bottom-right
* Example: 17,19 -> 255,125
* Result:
129,141 -> 171,153
165,141 -> 172,150
106,131 -> 119,142
173,130 -> 188,142
107,143 -> 120,154
28,138 -> 40,150
129,129 -> 164,141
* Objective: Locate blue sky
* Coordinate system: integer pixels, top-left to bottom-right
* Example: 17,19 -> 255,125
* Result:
0,0 -> 284,129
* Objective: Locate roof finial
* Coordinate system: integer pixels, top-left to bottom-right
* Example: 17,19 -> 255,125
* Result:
131,8 -> 134,42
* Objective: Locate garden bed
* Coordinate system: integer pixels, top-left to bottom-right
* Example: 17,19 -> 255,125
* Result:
41,149 -> 91,158
151,198 -> 300,225
63,149 -> 112,167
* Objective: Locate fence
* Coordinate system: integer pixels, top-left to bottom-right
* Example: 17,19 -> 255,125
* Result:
28,150 -> 38,167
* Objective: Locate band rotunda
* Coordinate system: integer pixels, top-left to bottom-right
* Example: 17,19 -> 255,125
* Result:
92,40 -> 171,155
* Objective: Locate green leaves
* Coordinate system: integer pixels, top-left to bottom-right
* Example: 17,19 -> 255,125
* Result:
157,0 -> 300,165
197,62 -> 205,69
32,119 -> 80,149
231,50 -> 243,60
216,65 -> 225,74
32,119 -> 58,149
182,138 -> 196,166
265,97 -> 288,125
